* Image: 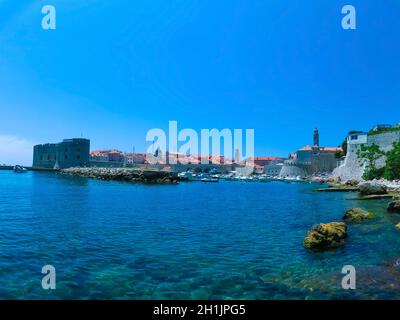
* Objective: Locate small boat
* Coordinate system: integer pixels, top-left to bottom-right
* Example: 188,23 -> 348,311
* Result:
178,172 -> 194,181
201,177 -> 219,183
13,165 -> 27,173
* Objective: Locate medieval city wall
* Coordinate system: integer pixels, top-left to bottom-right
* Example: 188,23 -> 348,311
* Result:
332,144 -> 365,181
333,130 -> 400,181
279,160 -> 309,178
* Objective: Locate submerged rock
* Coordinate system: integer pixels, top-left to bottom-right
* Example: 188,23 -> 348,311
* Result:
315,186 -> 359,192
343,208 -> 374,222
387,201 -> 400,213
359,182 -> 387,196
304,222 -> 347,251
358,194 -> 393,200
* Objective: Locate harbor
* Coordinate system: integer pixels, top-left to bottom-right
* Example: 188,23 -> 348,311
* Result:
2,169 -> 400,299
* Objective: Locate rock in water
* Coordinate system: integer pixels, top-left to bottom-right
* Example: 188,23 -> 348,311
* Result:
359,182 -> 387,196
396,223 -> 400,230
358,194 -> 393,200
387,200 -> 400,213
304,222 -> 347,251
343,208 -> 374,222
345,180 -> 360,187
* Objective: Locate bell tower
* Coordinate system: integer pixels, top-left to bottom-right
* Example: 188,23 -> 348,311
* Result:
313,128 -> 319,147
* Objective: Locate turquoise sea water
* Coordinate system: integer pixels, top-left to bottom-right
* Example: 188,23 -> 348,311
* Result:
1,170 -> 400,300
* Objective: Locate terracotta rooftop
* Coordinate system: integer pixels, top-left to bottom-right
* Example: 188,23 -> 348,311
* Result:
251,157 -> 279,161
300,145 -> 313,151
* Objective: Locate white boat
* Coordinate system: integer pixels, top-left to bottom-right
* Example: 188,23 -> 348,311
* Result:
201,177 -> 219,183
178,172 -> 194,180
13,165 -> 27,173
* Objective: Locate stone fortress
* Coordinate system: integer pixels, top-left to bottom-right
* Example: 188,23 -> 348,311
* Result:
279,128 -> 342,178
333,124 -> 400,181
33,138 -> 90,169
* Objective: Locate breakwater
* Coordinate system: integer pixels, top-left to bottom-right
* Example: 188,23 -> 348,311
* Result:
0,166 -> 14,170
61,167 -> 180,183
0,166 -> 57,172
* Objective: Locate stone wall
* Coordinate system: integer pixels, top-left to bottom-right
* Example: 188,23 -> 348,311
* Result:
264,163 -> 283,176
279,160 -> 309,178
332,144 -> 365,181
32,143 -> 58,169
279,152 -> 338,178
333,130 -> 400,181
33,139 -> 90,169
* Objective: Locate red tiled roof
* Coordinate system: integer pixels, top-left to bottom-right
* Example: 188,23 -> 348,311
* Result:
125,153 -> 145,157
251,157 -> 279,161
91,149 -> 122,155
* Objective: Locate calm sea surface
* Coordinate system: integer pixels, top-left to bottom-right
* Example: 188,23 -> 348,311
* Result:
1,170 -> 400,299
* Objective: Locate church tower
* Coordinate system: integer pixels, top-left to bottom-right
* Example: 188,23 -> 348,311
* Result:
313,128 -> 319,147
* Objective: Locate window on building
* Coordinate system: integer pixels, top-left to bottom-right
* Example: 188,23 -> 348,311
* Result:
77,155 -> 81,160
351,135 -> 358,140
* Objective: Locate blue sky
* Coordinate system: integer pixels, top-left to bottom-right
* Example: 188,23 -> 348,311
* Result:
1,0 -> 400,165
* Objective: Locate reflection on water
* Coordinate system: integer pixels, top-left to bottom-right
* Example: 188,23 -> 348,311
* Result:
1,171 -> 400,299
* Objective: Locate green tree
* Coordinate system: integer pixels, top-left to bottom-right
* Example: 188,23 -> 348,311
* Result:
334,137 -> 349,159
357,144 -> 386,180
384,141 -> 400,180
335,150 -> 344,159
341,139 -> 348,156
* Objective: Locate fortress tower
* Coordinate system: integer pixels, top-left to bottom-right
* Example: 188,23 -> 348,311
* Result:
33,138 -> 90,169
313,128 -> 319,147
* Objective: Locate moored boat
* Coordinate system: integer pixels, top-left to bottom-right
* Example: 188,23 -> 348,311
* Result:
201,177 -> 219,183
13,165 -> 27,173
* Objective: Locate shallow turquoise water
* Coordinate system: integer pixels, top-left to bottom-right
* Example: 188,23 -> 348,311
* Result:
1,171 -> 400,299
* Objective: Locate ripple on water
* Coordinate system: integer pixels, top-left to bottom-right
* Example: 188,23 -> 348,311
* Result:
1,171 -> 400,299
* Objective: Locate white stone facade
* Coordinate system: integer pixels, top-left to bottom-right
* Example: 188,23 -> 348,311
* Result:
333,130 -> 400,182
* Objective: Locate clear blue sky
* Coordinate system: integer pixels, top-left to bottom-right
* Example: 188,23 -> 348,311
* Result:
1,0 -> 400,165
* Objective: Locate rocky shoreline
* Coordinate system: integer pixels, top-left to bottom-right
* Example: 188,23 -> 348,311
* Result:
61,167 -> 180,184
304,178 -> 400,251
311,176 -> 400,193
